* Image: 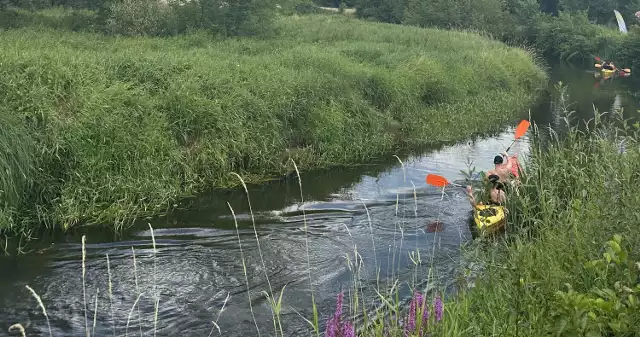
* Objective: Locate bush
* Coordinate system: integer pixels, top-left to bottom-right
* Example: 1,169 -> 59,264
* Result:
295,1 -> 324,14
618,26 -> 640,69
404,0 -> 514,38
355,0 -> 406,24
532,11 -> 624,60
106,0 -> 177,36
0,7 -> 98,31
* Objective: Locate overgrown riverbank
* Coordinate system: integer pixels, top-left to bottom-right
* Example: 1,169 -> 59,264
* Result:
8,100 -> 640,337
315,86 -> 640,337
0,14 -> 546,234
431,98 -> 640,336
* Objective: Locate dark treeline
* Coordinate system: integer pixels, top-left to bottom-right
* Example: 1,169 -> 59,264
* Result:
350,0 -> 639,38
0,0 -> 307,36
312,0 -> 640,65
4,0 -> 640,65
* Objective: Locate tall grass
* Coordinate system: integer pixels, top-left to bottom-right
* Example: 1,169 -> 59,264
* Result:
0,112 -> 34,234
434,87 -> 640,336
0,14 -> 547,235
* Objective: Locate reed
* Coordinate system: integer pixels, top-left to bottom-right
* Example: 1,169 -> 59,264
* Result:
106,254 -> 116,337
289,158 -> 321,336
25,285 -> 52,337
228,202 -> 261,337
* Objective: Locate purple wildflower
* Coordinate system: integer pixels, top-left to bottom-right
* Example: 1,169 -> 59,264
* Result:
404,291 -> 421,336
325,316 -> 339,337
433,295 -> 443,322
421,301 -> 429,324
325,291 -> 346,337
342,322 -> 356,337
416,292 -> 429,330
335,291 -> 344,324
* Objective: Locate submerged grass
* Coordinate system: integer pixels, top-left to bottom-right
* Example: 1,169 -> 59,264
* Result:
0,13 -> 546,234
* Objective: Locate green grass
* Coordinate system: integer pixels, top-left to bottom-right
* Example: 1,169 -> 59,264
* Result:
431,93 -> 640,336
0,112 -> 35,234
0,13 -> 546,233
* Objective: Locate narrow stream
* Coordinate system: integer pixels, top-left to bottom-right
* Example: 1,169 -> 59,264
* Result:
1,63 -> 639,337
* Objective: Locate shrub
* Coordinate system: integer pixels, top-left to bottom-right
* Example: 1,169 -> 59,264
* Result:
106,0 -> 177,36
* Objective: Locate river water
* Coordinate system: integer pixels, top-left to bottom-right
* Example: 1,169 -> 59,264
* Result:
1,63 -> 639,337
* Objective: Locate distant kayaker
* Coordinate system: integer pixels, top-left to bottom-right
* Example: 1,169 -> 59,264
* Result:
602,61 -> 615,70
465,174 -> 506,207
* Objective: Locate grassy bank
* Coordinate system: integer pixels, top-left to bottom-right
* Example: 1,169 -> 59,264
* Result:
0,14 -> 546,234
432,99 -> 640,335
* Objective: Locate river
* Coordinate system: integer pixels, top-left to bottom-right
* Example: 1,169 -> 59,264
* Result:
1,63 -> 639,337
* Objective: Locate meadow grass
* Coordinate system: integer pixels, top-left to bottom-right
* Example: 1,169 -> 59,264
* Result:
0,13 -> 547,234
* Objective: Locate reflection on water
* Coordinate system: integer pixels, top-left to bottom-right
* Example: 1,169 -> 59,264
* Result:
1,63 -> 639,337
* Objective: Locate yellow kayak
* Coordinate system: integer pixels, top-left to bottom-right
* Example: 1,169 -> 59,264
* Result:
473,204 -> 506,233
601,68 -> 616,76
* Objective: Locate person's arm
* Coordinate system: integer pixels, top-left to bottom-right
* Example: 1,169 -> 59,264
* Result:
501,151 -> 513,169
465,186 -> 477,207
498,190 -> 507,204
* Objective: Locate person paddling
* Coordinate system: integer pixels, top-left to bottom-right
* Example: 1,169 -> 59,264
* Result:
487,151 -> 513,183
602,61 -> 615,71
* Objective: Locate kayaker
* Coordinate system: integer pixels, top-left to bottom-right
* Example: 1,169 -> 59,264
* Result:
465,174 -> 506,207
488,151 -> 513,182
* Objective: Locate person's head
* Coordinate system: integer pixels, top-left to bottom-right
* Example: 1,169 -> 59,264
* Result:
488,174 -> 500,184
488,174 -> 504,190
493,155 -> 504,165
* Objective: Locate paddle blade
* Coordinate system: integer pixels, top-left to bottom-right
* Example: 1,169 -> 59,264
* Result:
595,63 -> 602,68
426,174 -> 449,187
595,56 -> 602,62
514,120 -> 530,139
623,68 -> 631,73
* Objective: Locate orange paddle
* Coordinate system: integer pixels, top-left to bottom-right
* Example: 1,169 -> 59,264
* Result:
426,174 -> 464,188
505,120 -> 530,152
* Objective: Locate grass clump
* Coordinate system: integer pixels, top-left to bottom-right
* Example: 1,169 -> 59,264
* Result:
0,14 -> 546,234
434,89 -> 640,336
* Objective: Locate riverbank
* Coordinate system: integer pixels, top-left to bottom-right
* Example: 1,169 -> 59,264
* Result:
319,88 -> 640,336
8,107 -> 639,337
430,101 -> 640,335
0,14 -> 546,235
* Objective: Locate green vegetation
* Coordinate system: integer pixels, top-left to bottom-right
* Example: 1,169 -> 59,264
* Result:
0,14 -> 546,234
11,101 -> 640,336
0,0 -> 285,37
316,85 -> 640,337
432,89 -> 640,336
352,0 -> 640,68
